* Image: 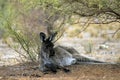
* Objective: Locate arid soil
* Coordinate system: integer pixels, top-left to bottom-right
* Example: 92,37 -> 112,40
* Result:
0,62 -> 120,80
0,38 -> 120,80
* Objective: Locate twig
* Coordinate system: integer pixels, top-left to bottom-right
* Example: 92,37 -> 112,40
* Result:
74,17 -> 92,36
112,27 -> 120,37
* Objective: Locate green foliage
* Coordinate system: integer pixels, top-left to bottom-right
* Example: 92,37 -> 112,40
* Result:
0,0 -> 39,62
0,0 -> 17,38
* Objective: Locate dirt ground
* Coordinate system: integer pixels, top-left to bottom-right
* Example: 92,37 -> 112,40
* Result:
0,38 -> 120,80
0,62 -> 120,80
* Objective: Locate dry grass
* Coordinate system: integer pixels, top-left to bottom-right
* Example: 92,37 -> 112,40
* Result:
0,37 -> 120,80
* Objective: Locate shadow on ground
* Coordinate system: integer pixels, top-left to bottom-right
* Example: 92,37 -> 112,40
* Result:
0,62 -> 120,80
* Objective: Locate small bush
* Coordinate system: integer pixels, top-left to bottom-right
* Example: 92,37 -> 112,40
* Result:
5,25 -> 40,62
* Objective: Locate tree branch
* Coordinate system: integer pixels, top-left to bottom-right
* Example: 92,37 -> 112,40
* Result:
112,27 -> 120,37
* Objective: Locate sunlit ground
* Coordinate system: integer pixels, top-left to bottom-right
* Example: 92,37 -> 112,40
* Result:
0,23 -> 120,80
0,37 -> 120,80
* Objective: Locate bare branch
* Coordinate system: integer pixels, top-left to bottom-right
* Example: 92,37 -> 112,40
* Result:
73,17 -> 92,36
112,27 -> 120,37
